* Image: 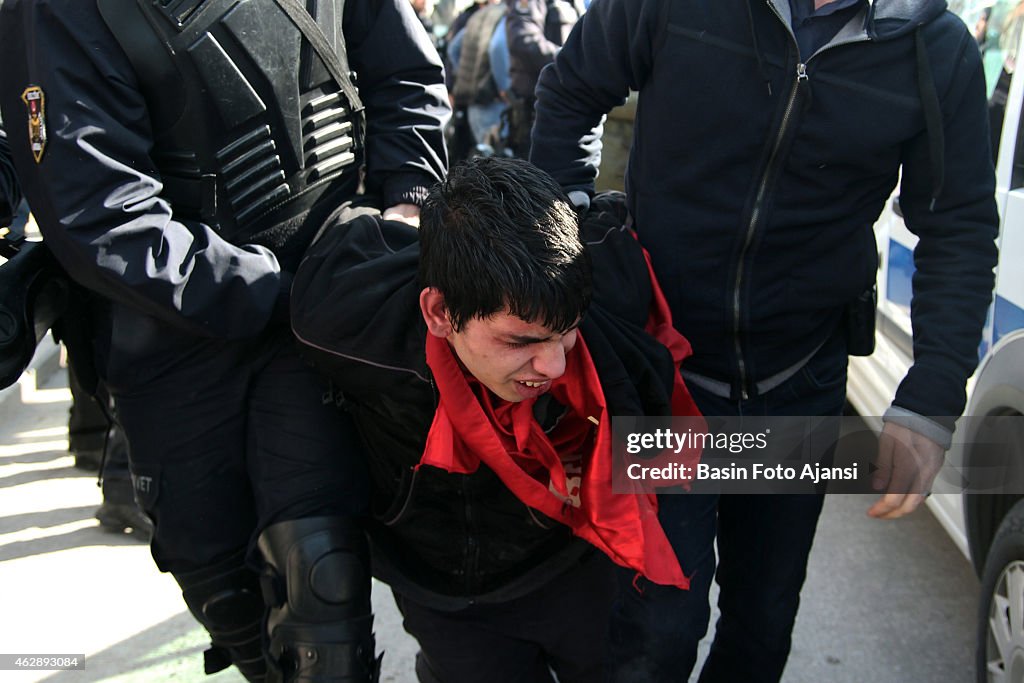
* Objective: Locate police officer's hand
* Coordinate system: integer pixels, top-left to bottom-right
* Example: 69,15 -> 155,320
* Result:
382,203 -> 421,227
867,422 -> 945,520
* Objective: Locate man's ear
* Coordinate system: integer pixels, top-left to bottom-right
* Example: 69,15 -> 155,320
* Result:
419,287 -> 452,338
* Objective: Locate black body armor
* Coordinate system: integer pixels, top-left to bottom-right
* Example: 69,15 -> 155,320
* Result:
97,0 -> 365,261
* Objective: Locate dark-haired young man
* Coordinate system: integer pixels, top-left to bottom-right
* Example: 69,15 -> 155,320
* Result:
291,156 -> 701,683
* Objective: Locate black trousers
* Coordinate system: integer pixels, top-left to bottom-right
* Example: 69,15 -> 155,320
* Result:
67,361 -> 108,453
394,551 -> 616,683
102,308 -> 368,574
67,362 -> 133,503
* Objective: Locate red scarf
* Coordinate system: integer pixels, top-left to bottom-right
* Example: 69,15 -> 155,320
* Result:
421,328 -> 691,589
640,247 -> 703,422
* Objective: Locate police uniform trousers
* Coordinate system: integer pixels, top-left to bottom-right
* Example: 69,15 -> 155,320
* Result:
99,304 -> 369,575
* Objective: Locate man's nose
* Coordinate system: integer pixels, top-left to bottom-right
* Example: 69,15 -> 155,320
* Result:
532,341 -> 567,380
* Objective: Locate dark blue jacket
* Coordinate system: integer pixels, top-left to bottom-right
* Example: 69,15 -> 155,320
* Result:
505,0 -> 584,99
531,0 -> 999,423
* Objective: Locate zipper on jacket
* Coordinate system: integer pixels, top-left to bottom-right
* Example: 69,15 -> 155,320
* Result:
380,467 -> 420,526
461,477 -> 479,596
732,1 -> 870,399
733,61 -> 808,400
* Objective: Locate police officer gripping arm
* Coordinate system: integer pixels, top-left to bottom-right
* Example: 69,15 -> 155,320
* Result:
0,1 -> 449,681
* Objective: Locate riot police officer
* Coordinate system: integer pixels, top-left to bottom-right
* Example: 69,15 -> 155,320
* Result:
0,1 -> 449,681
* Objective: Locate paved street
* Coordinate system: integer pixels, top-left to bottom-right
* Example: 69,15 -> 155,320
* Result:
0,341 -> 978,682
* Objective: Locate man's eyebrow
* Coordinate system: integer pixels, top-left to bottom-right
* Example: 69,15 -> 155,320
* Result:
502,324 -> 579,345
503,333 -> 550,344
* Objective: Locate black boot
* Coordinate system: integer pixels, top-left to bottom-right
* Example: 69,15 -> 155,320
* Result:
94,495 -> 153,540
176,550 -> 268,682
94,421 -> 152,540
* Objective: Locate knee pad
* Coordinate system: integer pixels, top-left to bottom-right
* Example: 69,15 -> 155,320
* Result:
258,516 -> 378,683
175,550 -> 267,681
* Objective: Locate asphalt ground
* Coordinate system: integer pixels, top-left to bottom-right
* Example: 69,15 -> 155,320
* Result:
0,340 -> 979,682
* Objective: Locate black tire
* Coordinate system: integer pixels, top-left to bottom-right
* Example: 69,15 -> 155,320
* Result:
977,499 -> 1024,683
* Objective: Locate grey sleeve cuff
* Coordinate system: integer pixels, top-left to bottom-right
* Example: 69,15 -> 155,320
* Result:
882,405 -> 954,450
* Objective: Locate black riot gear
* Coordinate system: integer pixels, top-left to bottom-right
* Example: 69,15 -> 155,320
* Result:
258,516 -> 378,683
0,241 -> 70,390
177,550 -> 268,681
97,0 -> 364,268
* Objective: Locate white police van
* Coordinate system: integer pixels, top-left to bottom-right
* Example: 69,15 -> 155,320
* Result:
846,2 -> 1024,680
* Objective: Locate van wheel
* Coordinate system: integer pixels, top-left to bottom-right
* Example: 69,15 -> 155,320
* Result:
978,500 -> 1024,683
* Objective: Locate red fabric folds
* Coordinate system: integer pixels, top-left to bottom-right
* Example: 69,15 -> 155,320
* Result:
641,245 -> 702,422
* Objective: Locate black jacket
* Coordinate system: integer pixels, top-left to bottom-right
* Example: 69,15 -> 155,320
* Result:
291,196 -> 681,609
531,0 -> 999,425
505,0 -> 584,100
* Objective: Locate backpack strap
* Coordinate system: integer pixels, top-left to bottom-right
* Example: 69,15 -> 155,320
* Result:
271,0 -> 364,121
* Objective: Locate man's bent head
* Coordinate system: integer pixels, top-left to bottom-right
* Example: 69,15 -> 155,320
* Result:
418,156 -> 590,333
418,156 -> 591,401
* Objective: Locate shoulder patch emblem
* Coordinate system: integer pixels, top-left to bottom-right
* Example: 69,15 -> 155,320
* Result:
21,86 -> 47,164
515,0 -> 530,14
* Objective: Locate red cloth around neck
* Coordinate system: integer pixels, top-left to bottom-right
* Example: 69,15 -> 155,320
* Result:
421,330 -> 690,589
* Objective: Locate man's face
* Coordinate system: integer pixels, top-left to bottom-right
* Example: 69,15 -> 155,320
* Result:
447,311 -> 579,403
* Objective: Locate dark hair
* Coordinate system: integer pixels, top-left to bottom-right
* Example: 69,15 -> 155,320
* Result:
418,156 -> 591,333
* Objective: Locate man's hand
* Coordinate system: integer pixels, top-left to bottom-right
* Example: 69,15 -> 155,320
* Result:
382,203 -> 421,227
867,422 -> 945,519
